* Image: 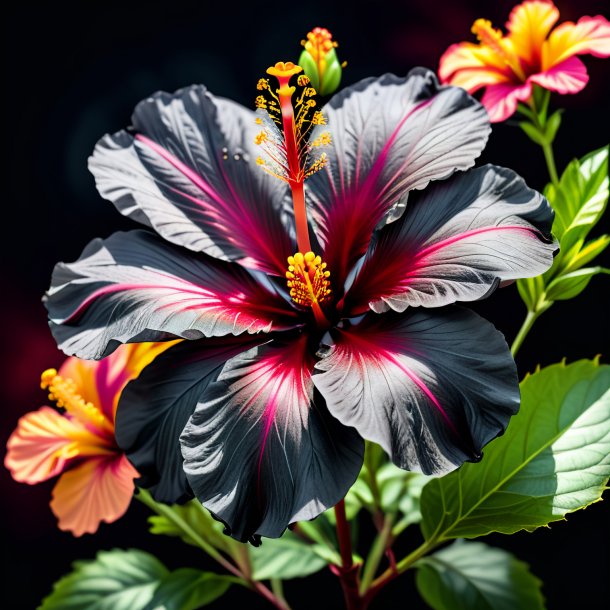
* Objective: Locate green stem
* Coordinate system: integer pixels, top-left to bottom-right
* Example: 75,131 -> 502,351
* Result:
542,140 -> 559,187
510,309 -> 539,357
136,491 -> 291,610
135,491 -> 241,578
526,92 -> 560,187
271,578 -> 290,609
363,538 -> 441,606
359,514 -> 394,594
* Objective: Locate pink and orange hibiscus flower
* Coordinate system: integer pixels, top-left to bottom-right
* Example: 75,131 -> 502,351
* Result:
439,0 -> 610,121
5,343 -> 168,535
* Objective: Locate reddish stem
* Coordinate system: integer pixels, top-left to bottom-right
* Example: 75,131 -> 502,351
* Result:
333,500 -> 366,610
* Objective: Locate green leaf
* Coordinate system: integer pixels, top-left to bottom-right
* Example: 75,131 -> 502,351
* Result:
249,531 -> 328,580
545,266 -> 609,301
145,569 -> 231,610
39,549 -> 169,610
549,146 -> 609,248
415,540 -> 545,610
563,234 -> 610,273
519,121 -> 547,146
544,110 -> 562,143
420,359 -> 610,541
516,274 -> 547,311
147,496 -> 230,552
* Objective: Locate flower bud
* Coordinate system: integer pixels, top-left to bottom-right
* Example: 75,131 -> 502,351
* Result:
298,27 -> 344,96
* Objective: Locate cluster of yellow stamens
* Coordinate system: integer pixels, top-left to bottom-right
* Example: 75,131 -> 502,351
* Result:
41,368 -> 113,433
471,19 -> 526,81
286,252 -> 331,307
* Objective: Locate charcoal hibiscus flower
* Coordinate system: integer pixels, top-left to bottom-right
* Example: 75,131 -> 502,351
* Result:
45,62 -> 556,543
5,343 -> 168,535
439,0 -> 610,122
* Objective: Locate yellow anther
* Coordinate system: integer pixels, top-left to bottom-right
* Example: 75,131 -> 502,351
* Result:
257,78 -> 270,90
297,75 -> 311,86
305,153 -> 328,177
255,131 -> 268,145
311,132 -> 331,147
267,61 -> 303,78
304,87 -> 317,97
255,117 -> 263,125
285,251 -> 332,307
40,369 -> 113,433
256,156 -> 266,165
255,95 -> 267,109
311,111 -> 326,125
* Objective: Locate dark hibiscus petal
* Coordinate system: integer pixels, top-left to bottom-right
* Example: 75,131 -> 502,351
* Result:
180,335 -> 364,542
313,308 -> 519,475
344,165 -> 556,315
115,337 -> 264,503
45,230 -> 298,359
89,85 -> 294,275
305,68 -> 490,286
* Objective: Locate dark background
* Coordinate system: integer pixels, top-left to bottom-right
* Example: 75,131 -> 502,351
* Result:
2,1 -> 609,608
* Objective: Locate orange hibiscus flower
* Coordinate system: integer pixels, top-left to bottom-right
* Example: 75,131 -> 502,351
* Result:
439,0 -> 610,121
5,342 -> 169,536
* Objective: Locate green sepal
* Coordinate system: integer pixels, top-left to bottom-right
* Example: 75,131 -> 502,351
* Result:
297,50 -> 320,91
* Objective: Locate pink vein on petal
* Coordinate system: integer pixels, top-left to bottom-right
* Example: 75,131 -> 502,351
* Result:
415,225 -> 536,260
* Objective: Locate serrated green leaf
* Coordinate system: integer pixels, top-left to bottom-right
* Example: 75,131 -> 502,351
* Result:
519,121 -> 547,145
545,266 -> 609,301
249,531 -> 328,580
145,569 -> 231,610
39,549 -> 169,610
420,359 -> 610,541
147,496 -> 229,552
415,540 -> 545,610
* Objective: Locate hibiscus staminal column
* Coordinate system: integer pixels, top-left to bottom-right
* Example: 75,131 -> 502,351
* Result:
256,61 -> 330,254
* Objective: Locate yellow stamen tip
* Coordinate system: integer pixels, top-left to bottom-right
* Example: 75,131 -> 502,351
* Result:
266,61 -> 303,78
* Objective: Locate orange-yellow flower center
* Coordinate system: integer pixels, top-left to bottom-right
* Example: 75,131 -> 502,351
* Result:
286,252 -> 331,307
471,18 -> 527,81
41,369 -> 114,434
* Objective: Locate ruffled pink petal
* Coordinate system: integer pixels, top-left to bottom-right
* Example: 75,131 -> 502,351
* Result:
480,82 -> 532,122
50,454 -> 138,536
543,15 -> 610,68
529,56 -> 589,94
4,407 -> 104,484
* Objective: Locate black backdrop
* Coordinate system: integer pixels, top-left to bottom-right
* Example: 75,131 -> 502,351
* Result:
2,1 -> 609,608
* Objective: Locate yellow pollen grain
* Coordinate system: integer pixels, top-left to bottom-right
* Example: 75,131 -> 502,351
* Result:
255,131 -> 268,145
